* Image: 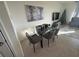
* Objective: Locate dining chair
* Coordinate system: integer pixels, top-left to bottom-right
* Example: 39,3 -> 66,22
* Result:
42,29 -> 54,47
26,32 -> 43,53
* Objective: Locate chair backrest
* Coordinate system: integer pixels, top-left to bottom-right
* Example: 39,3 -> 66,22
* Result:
36,25 -> 43,35
42,24 -> 50,29
43,29 -> 54,39
51,22 -> 58,28
36,25 -> 42,30
26,32 -> 32,41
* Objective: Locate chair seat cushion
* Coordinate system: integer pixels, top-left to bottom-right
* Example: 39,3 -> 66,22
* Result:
30,34 -> 42,44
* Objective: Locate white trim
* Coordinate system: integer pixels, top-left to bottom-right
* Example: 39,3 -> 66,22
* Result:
4,1 -> 24,57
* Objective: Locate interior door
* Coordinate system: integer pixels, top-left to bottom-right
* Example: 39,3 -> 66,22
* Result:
0,29 -> 14,57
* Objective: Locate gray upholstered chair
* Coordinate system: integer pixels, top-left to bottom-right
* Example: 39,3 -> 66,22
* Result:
26,32 -> 43,53
42,29 -> 55,47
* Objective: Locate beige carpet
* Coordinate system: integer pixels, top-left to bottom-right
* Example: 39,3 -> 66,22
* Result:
21,26 -> 79,57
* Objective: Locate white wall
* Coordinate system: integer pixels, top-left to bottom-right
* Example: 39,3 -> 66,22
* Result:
0,2 -> 24,56
6,1 -> 63,41
64,2 -> 76,23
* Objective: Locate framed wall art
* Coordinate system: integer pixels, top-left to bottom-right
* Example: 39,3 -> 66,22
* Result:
25,5 -> 43,22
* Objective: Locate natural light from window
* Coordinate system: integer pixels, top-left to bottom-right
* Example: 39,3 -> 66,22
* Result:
58,30 -> 75,35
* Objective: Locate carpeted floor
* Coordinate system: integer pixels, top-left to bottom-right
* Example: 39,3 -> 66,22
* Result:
21,26 -> 79,57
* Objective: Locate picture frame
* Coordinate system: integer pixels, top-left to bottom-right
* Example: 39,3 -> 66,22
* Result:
25,5 -> 43,22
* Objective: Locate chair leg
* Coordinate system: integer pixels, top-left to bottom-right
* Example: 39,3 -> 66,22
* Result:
40,40 -> 43,48
48,39 -> 49,47
33,44 -> 35,53
53,32 -> 55,42
52,36 -> 55,42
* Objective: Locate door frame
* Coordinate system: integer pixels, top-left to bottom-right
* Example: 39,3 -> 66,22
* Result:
0,29 -> 15,56
0,22 -> 15,57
